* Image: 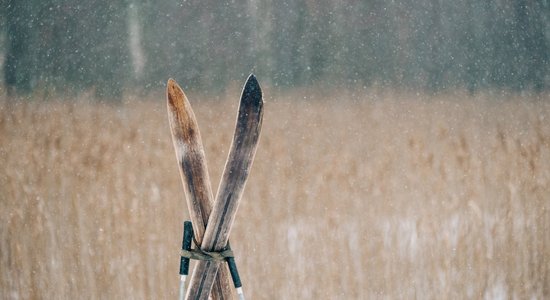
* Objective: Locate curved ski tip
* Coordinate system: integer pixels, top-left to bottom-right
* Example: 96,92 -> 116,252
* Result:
245,74 -> 259,89
167,78 -> 178,95
247,73 -> 257,82
166,78 -> 188,109
167,78 -> 180,92
242,74 -> 262,103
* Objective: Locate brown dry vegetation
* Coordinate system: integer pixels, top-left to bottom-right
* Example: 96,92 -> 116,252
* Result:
1,89 -> 549,299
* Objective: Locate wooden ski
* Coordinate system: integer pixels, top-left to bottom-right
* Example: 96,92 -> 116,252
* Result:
185,75 -> 264,300
167,79 -> 235,300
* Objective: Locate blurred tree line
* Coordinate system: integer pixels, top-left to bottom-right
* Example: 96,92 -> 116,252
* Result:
1,0 -> 549,97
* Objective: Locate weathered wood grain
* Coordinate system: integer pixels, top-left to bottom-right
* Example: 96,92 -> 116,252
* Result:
167,79 -> 234,300
185,75 -> 264,300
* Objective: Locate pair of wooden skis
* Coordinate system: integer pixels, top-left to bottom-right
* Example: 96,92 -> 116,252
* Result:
167,75 -> 264,300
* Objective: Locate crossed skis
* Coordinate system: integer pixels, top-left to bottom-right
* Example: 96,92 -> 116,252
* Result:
167,75 -> 264,300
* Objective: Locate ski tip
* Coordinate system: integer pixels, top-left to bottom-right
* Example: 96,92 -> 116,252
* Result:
242,74 -> 263,106
166,78 -> 187,109
167,78 -> 180,95
246,73 -> 257,82
166,78 -> 202,147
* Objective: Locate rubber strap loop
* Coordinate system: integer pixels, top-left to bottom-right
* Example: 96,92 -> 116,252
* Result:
180,248 -> 234,262
180,237 -> 234,262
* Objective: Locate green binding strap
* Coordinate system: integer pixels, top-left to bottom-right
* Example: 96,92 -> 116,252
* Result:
180,248 -> 234,262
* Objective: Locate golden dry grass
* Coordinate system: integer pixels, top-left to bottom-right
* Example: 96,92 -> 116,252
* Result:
1,89 -> 549,299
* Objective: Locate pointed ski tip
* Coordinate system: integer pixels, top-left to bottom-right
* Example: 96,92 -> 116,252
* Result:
166,78 -> 187,110
168,78 -> 186,91
242,74 -> 262,104
167,78 -> 180,91
245,74 -> 259,91
247,73 -> 257,82
167,78 -> 177,95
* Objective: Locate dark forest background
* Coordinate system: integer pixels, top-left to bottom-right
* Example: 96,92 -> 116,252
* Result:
1,0 -> 549,98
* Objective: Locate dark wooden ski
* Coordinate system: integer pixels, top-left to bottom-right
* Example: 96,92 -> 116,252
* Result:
167,79 -> 235,300
185,74 -> 264,300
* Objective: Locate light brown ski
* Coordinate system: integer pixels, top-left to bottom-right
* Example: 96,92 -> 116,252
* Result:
167,79 -> 235,300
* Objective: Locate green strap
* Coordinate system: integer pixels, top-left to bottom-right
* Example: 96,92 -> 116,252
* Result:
180,248 -> 234,262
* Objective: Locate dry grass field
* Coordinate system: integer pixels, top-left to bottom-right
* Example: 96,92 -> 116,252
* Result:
1,88 -> 549,299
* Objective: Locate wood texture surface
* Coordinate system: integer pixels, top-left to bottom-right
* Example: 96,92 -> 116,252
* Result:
185,75 -> 264,300
167,79 -> 234,300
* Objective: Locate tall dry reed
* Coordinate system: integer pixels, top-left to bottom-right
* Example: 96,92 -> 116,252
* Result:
1,89 -> 549,299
